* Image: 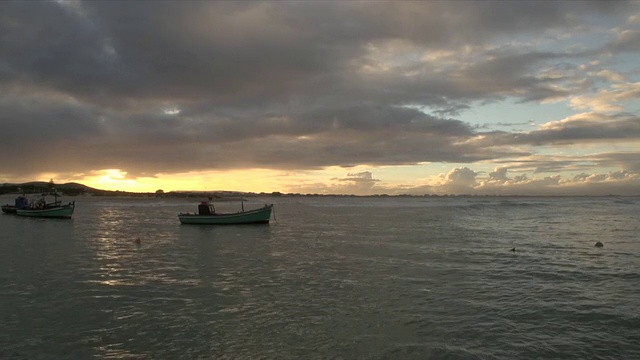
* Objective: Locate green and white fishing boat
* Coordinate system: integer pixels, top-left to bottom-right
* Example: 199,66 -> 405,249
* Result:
15,192 -> 76,219
178,200 -> 273,225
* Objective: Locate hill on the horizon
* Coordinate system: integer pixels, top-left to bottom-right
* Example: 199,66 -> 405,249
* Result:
1,181 -> 107,195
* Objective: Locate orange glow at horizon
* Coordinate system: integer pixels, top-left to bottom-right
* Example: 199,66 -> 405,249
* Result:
77,168 -> 287,193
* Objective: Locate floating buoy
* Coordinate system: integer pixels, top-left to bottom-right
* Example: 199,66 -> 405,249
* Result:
134,237 -> 141,245
594,241 -> 603,248
510,247 -> 516,252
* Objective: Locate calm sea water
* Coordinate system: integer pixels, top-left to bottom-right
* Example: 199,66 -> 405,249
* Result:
0,195 -> 639,359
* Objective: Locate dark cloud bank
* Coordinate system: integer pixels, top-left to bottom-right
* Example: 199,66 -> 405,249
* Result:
1,1 -> 639,194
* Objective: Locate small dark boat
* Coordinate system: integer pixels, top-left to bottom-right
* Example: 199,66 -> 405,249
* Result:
178,200 -> 273,225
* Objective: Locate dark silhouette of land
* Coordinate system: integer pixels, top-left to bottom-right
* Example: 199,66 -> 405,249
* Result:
1,181 -> 633,198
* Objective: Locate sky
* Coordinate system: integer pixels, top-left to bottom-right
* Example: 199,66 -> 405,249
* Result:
1,1 -> 640,196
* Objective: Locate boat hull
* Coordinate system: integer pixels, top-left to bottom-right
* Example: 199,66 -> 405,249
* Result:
16,203 -> 75,219
2,205 -> 17,214
179,204 -> 273,225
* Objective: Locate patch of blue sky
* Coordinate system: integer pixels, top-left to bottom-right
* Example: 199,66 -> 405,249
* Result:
530,145 -> 628,175
534,140 -> 636,155
620,99 -> 640,115
456,99 -> 575,131
608,53 -> 640,76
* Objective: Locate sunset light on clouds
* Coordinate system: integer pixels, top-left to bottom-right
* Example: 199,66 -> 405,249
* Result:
1,1 -> 640,195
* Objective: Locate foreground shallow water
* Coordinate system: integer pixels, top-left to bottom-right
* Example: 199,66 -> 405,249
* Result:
1,195 -> 639,359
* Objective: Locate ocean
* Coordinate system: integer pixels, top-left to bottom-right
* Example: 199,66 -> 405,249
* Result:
1,195 -> 639,359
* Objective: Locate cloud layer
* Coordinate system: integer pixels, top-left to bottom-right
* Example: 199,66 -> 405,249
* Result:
1,1 -> 639,195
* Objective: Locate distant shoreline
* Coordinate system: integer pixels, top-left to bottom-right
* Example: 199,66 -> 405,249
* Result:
1,182 -> 638,199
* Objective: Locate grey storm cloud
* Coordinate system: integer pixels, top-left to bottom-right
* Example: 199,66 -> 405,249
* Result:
0,1 -> 639,179
476,113 -> 640,148
611,28 -> 640,53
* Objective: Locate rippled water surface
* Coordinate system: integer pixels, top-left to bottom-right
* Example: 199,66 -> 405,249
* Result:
1,195 -> 639,359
